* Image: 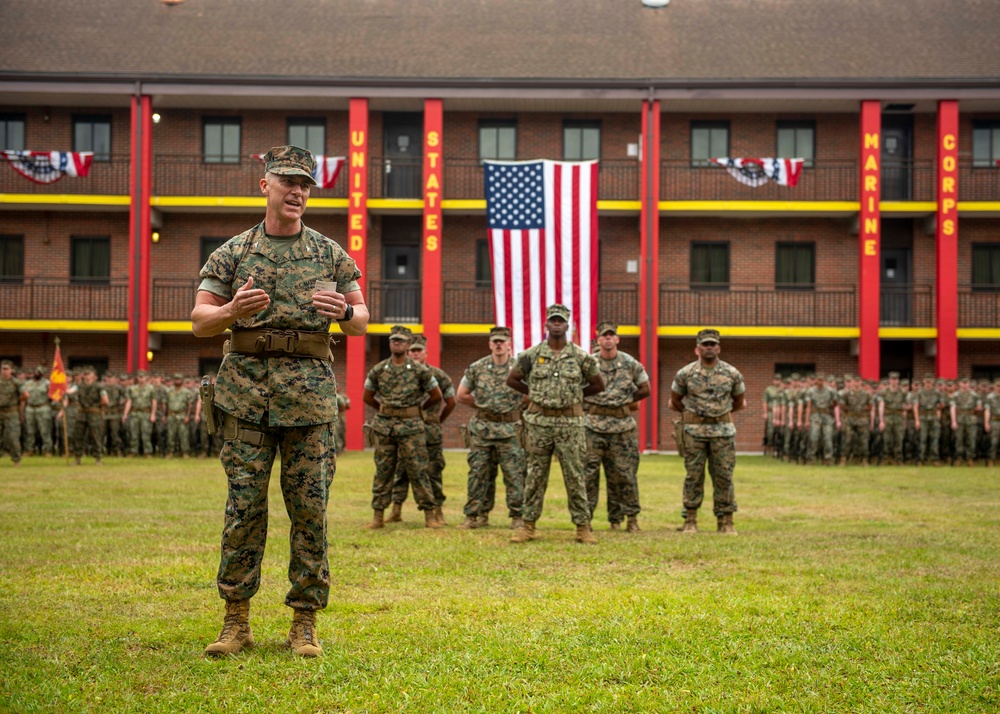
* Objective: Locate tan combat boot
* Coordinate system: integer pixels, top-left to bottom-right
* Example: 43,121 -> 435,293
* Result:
838,456 -> 847,466
365,509 -> 385,529
476,514 -> 489,528
681,511 -> 698,534
575,524 -> 598,544
456,515 -> 479,529
385,502 -> 403,523
609,522 -> 621,531
204,599 -> 254,657
510,516 -> 524,530
510,521 -> 536,543
626,515 -> 641,533
286,609 -> 322,657
424,509 -> 443,529
718,513 -> 738,535
434,506 -> 447,525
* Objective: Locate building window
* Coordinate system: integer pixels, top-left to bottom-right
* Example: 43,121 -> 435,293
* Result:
972,121 -> 1000,168
200,237 -> 228,268
972,244 -> 1000,291
475,239 -> 492,287
563,121 -> 601,161
775,363 -> 815,378
691,121 -> 729,167
0,235 -> 24,283
479,121 -> 517,162
68,357 -> 109,377
972,365 -> 1000,382
71,236 -> 110,284
288,119 -> 325,156
776,121 -> 815,167
690,242 -> 729,289
1,114 -> 26,151
776,242 -> 815,289
73,115 -> 111,161
203,118 -> 241,164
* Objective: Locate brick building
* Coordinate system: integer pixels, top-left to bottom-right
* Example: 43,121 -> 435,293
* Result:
1,0 -> 998,451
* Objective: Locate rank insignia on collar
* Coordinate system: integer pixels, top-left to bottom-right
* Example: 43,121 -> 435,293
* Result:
538,358 -> 545,364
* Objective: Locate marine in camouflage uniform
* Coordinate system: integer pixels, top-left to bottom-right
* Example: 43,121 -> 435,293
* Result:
984,380 -> 1000,467
781,375 -> 803,463
912,376 -> 946,465
363,325 -> 442,528
73,366 -> 108,464
877,372 -> 907,465
194,145 -> 369,657
102,372 -> 125,457
63,373 -> 81,458
389,335 -> 455,522
670,329 -> 745,535
804,374 -> 839,464
0,360 -> 24,465
455,326 -> 526,529
165,374 -> 195,457
950,377 -> 982,466
152,374 -> 169,456
506,304 -> 605,544
900,379 -> 919,463
334,390 -> 349,453
123,371 -> 157,456
762,374 -> 782,455
838,376 -> 874,465
583,321 -> 650,531
22,367 -> 54,456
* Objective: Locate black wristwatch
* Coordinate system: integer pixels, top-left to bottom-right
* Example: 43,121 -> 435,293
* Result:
337,303 -> 354,322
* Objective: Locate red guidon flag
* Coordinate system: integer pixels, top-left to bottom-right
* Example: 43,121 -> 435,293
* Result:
48,344 -> 67,402
2,151 -> 94,185
484,159 -> 599,355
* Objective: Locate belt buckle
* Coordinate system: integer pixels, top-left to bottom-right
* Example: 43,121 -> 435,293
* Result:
264,331 -> 298,353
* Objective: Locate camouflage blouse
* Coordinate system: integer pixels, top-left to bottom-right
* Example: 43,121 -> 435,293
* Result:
199,222 -> 361,426
584,350 -> 649,434
517,341 -> 600,425
671,359 -> 745,438
0,377 -> 22,409
839,388 -> 873,417
22,379 -> 51,408
461,355 -> 523,440
804,386 -> 838,412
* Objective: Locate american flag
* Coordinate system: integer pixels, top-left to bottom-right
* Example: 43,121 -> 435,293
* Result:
2,151 -> 93,185
485,160 -> 599,354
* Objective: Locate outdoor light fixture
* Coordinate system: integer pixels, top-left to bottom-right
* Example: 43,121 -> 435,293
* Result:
151,231 -> 160,243
152,113 -> 161,124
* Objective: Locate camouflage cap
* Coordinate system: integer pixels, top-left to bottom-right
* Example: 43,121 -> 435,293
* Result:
774,373 -> 783,380
172,373 -> 184,380
489,326 -> 511,342
790,372 -> 801,380
696,329 -> 720,344
596,321 -> 617,335
924,373 -> 936,380
409,335 -> 427,349
263,145 -> 317,186
136,369 -> 148,376
546,303 -> 571,321
826,374 -> 837,382
936,378 -> 947,385
0,359 -> 13,368
959,376 -> 970,383
388,325 -> 413,342
783,377 -> 792,384
900,378 -> 910,386
35,364 -> 46,374
993,378 -> 1000,386
888,371 -> 900,379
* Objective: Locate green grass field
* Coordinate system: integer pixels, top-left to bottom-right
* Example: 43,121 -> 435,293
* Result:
1,453 -> 998,713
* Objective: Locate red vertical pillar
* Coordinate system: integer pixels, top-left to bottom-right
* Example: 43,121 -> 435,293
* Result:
422,99 -> 443,365
639,99 -> 660,452
858,101 -> 881,380
127,94 -> 152,371
936,100 -> 959,379
345,98 -> 369,451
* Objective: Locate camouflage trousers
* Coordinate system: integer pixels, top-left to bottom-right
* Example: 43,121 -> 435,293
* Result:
954,419 -> 979,461
840,418 -> 870,461
917,417 -> 942,462
764,417 -> 774,448
371,419 -> 436,512
806,413 -> 835,462
988,422 -> 1000,460
24,405 -> 54,455
522,418 -> 590,526
166,415 -> 190,455
584,427 -> 640,524
682,434 -> 737,517
463,435 -> 524,518
392,425 -> 445,507
781,426 -> 797,459
73,412 -> 105,458
199,418 -> 224,458
335,416 -> 346,453
217,420 -> 334,611
128,413 -> 154,455
104,414 -> 124,456
882,415 -> 905,462
0,409 -> 21,462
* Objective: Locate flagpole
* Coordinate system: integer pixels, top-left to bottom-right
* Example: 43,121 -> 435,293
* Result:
53,337 -> 70,464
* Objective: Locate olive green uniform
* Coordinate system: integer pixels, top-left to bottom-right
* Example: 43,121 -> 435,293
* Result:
22,378 -> 54,455
0,374 -> 23,463
804,385 -> 838,462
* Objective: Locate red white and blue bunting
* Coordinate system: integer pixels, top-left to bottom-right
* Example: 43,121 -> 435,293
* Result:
711,157 -> 804,188
2,151 -> 94,184
251,154 -> 345,189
